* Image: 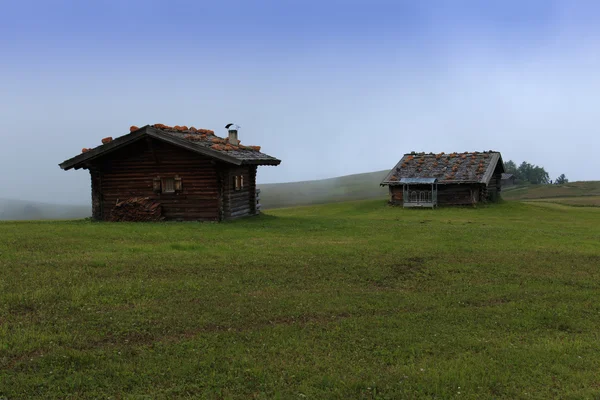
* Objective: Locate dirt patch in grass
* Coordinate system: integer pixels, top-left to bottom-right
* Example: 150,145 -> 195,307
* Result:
1,349 -> 45,371
368,257 -> 432,289
461,296 -> 511,308
7,302 -> 38,316
391,257 -> 427,276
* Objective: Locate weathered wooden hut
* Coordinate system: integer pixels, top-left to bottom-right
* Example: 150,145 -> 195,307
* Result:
59,124 -> 280,221
501,173 -> 516,188
381,151 -> 505,207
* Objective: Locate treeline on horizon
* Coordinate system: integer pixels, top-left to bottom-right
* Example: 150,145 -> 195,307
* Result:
504,160 -> 568,185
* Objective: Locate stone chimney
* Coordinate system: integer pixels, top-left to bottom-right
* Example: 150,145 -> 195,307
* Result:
225,123 -> 240,146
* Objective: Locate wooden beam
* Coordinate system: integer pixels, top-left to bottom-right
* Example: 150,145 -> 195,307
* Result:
146,137 -> 160,164
59,128 -> 150,170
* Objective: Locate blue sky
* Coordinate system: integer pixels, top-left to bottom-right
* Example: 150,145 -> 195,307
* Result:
1,0 -> 599,204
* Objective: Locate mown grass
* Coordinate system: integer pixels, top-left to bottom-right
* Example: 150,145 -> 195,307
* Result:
523,196 -> 600,207
503,181 -> 600,203
1,200 -> 600,399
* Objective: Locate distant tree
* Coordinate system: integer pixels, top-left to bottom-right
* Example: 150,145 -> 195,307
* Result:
530,166 -> 549,184
555,174 -> 568,184
517,161 -> 532,182
504,160 -> 518,177
517,161 -> 549,184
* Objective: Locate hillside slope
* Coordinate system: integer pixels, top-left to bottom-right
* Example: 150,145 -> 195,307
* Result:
0,198 -> 90,220
502,181 -> 600,201
258,170 -> 389,209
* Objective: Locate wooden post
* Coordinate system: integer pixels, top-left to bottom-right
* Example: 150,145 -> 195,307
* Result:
90,169 -> 103,220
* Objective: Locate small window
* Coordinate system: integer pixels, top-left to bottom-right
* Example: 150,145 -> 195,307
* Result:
234,175 -> 244,191
161,178 -> 175,193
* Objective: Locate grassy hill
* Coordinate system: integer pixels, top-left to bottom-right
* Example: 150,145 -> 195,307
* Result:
0,170 -> 388,220
0,198 -> 90,220
257,170 -> 389,209
2,200 -> 600,398
502,181 -> 600,206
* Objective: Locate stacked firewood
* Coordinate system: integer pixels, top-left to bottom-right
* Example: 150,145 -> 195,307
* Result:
109,197 -> 163,222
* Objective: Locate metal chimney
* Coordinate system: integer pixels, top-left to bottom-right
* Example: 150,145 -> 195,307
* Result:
225,123 -> 240,146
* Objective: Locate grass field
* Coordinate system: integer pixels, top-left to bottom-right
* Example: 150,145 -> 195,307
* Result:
1,200 -> 600,398
502,181 -> 600,206
524,196 -> 600,207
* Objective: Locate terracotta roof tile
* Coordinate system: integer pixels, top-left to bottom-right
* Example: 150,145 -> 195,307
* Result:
381,151 -> 503,185
149,124 -> 276,163
62,124 -> 280,170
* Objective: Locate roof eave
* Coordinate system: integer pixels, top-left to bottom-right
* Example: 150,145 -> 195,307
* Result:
380,156 -> 407,185
59,126 -> 150,170
59,125 -> 264,170
480,153 -> 501,185
241,158 -> 281,166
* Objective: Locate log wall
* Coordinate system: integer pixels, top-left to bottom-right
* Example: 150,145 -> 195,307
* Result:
486,166 -> 503,202
90,169 -> 102,220
389,186 -> 403,205
438,184 -> 480,205
92,138 -> 221,221
389,184 -> 483,206
222,165 -> 258,219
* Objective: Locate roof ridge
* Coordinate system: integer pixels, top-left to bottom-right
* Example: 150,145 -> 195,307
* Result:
381,151 -> 503,185
59,125 -> 280,171
403,150 -> 500,156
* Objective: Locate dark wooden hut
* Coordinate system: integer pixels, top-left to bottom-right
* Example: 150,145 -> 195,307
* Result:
501,173 -> 516,188
59,124 -> 280,221
381,151 -> 505,206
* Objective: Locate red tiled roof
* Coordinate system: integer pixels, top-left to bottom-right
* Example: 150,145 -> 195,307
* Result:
62,124 -> 280,171
381,151 -> 504,185
148,124 -> 263,154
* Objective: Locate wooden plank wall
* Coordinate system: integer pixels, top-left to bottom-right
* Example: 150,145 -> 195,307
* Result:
389,186 -> 403,205
90,170 -> 102,219
486,167 -> 503,201
94,139 -> 220,221
390,184 -> 481,206
222,165 -> 257,219
438,184 -> 479,205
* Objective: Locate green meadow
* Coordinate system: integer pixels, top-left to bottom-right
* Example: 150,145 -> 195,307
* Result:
502,181 -> 600,206
1,200 -> 600,399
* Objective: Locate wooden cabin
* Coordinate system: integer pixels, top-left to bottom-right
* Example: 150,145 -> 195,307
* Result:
59,124 -> 280,221
381,151 -> 505,206
501,173 -> 516,188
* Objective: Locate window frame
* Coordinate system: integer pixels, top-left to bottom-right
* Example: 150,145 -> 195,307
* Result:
161,177 -> 176,194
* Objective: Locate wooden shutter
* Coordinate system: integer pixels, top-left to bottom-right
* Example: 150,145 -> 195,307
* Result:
174,175 -> 182,191
153,177 -> 161,192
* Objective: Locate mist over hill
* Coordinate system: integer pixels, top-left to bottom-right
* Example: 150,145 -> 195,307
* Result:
1,170 -> 389,220
6,171 -> 596,220
0,198 -> 90,221
258,170 -> 389,209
